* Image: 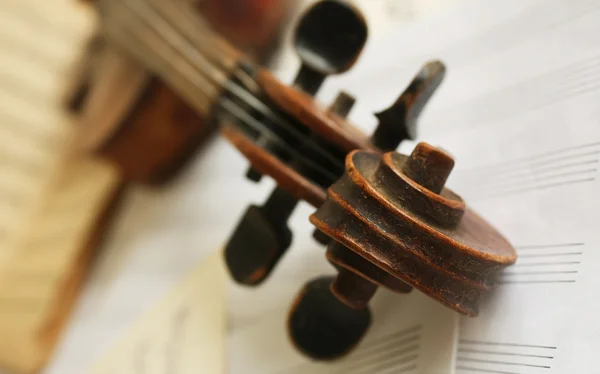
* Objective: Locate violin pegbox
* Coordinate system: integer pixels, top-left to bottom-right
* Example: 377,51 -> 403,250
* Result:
223,0 -> 448,287
288,143 -> 518,360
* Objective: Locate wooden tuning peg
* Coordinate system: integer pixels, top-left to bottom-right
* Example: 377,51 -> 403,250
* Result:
371,60 -> 446,151
292,0 -> 368,95
288,142 -> 517,360
226,0 -> 367,286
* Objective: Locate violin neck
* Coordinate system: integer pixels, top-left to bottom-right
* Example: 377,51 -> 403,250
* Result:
99,0 -> 246,116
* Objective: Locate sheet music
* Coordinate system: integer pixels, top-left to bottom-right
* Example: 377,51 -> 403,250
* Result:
320,0 -> 600,372
229,288 -> 458,374
228,237 -> 458,374
0,0 -> 96,263
87,252 -> 227,374
0,1 -> 126,372
0,158 -> 120,373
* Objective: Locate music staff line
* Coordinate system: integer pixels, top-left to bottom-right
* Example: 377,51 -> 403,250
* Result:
486,176 -> 595,198
0,0 -> 85,45
453,141 -> 599,199
0,69 -> 60,111
458,152 -> 599,185
457,142 -> 600,175
495,242 -> 584,285
0,111 -> 61,150
427,49 -> 600,134
515,242 -> 584,250
362,0 -> 600,87
457,339 -> 556,374
438,0 -> 600,68
273,325 -> 422,374
458,358 -> 550,369
460,143 -> 599,180
457,366 -> 534,374
458,349 -> 553,360
473,158 -> 599,187
0,27 -> 65,73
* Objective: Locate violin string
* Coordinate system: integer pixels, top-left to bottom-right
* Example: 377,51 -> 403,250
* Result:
101,0 -> 348,172
142,0 -> 262,97
98,0 -> 226,96
145,0 -> 240,72
105,0 -> 350,172
102,7 -> 341,182
128,0 -> 352,172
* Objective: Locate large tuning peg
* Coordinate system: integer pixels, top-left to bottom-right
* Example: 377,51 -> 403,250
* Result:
371,60 -> 446,151
228,0 -> 367,286
224,187 -> 296,285
288,275 -> 372,360
288,143 -> 517,359
293,0 -> 368,95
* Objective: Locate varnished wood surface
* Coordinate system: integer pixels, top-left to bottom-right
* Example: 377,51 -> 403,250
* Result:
222,125 -> 326,206
310,145 -> 517,316
77,47 -> 150,153
76,0 -> 295,185
257,69 -> 374,153
287,143 -> 517,361
97,78 -> 216,184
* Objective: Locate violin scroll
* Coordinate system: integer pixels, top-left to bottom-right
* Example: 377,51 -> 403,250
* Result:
288,143 -> 517,359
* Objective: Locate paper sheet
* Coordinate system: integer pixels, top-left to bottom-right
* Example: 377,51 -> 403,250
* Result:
321,0 -> 600,372
0,0 -> 97,258
227,233 -> 458,374
0,1 -> 124,372
88,252 -> 227,374
0,158 -> 120,373
46,0 -> 600,373
229,289 -> 458,374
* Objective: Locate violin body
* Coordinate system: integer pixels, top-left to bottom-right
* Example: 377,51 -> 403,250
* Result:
72,0 -> 295,184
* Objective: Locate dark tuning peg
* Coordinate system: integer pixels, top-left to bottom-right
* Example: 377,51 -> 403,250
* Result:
371,60 -> 446,151
245,167 -> 263,182
328,90 -> 356,118
289,143 -> 517,359
293,0 -> 368,95
287,276 -> 372,360
224,187 -> 297,285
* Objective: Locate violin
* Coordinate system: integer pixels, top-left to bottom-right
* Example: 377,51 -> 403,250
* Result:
80,0 -> 517,359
